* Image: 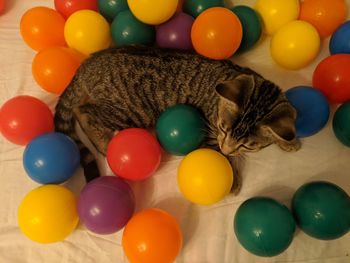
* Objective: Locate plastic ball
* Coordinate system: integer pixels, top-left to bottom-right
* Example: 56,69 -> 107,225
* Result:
98,0 -> 129,22
122,208 -> 183,263
0,96 -> 54,145
183,0 -> 224,18
20,7 -> 66,51
177,149 -> 233,205
333,102 -> 350,147
270,21 -> 320,70
32,47 -> 82,94
191,7 -> 243,60
54,0 -> 98,19
156,105 -> 205,155
0,0 -> 5,14
107,128 -> 162,181
285,86 -> 329,138
23,133 -> 80,184
127,0 -> 178,25
234,197 -> 296,257
255,0 -> 300,35
313,54 -> 350,103
78,176 -> 135,235
330,21 -> 350,55
64,10 -> 111,55
231,5 -> 262,53
292,181 -> 350,240
156,12 -> 194,50
18,185 -> 79,244
111,10 -> 155,47
299,0 -> 347,38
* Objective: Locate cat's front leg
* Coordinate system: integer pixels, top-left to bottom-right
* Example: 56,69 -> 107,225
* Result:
228,156 -> 243,195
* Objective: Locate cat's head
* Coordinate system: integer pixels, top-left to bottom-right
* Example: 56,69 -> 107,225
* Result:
215,74 -> 299,156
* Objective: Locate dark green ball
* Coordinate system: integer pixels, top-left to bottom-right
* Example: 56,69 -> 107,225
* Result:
156,104 -> 206,156
98,0 -> 129,22
183,0 -> 224,18
292,181 -> 350,240
234,197 -> 296,257
231,5 -> 262,53
333,102 -> 350,147
111,10 -> 155,47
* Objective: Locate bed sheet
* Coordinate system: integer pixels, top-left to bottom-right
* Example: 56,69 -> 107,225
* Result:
0,0 -> 349,262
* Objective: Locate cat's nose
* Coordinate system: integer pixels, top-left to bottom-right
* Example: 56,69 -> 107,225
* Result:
220,145 -> 233,156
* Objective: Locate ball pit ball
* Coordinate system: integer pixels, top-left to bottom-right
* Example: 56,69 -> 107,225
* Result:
20,7 -> 66,51
78,176 -> 135,235
156,104 -> 206,155
23,132 -> 80,184
255,0 -> 300,35
299,0 -> 347,38
122,208 -> 183,263
183,0 -> 224,18
292,181 -> 350,240
98,0 -> 129,22
177,149 -> 233,205
107,128 -> 162,181
0,96 -> 54,145
127,0 -> 178,25
234,197 -> 296,257
285,86 -> 329,138
333,102 -> 350,147
18,185 -> 79,244
231,5 -> 262,53
64,10 -> 111,55
312,54 -> 350,104
191,7 -> 243,60
0,0 -> 5,14
54,0 -> 98,19
156,12 -> 194,50
270,21 -> 320,70
330,21 -> 350,55
111,10 -> 155,47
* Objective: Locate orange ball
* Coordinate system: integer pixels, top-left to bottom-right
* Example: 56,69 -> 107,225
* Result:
122,208 -> 183,263
191,7 -> 242,60
299,0 -> 347,38
20,7 -> 66,51
32,47 -> 83,94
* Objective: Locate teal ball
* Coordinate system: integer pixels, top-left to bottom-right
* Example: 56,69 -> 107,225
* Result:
183,0 -> 224,18
98,0 -> 129,22
333,102 -> 350,147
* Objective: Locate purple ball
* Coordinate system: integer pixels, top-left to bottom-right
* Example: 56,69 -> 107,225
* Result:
78,176 -> 135,235
156,12 -> 194,50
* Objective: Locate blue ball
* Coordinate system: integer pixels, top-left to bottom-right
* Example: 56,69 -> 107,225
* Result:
23,132 -> 80,184
285,86 -> 330,138
330,21 -> 350,55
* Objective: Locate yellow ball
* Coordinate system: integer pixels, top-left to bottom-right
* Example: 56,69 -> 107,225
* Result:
127,0 -> 178,25
64,10 -> 111,55
255,0 -> 300,35
18,185 -> 79,244
270,20 -> 320,70
177,149 -> 234,205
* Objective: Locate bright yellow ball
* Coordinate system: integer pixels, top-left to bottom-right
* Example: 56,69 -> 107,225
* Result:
177,149 -> 234,205
18,185 -> 79,244
270,20 -> 320,70
64,10 -> 111,55
127,0 -> 178,25
255,0 -> 300,35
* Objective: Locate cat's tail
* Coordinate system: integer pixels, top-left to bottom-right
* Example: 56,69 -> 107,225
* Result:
54,79 -> 100,182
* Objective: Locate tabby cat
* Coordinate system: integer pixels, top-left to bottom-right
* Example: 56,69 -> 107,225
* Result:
54,46 -> 300,192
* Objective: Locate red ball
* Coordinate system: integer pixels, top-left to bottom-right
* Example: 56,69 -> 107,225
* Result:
313,54 -> 350,103
0,96 -> 54,145
0,0 -> 5,14
106,128 -> 162,181
54,0 -> 98,19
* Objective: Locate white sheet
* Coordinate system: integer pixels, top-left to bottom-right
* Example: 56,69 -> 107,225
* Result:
0,0 -> 349,262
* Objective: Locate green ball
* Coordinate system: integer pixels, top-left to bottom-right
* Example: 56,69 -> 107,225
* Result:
156,104 -> 206,156
98,0 -> 129,22
234,197 -> 296,257
292,181 -> 350,240
333,102 -> 350,147
231,5 -> 262,53
111,10 -> 155,47
183,0 -> 224,18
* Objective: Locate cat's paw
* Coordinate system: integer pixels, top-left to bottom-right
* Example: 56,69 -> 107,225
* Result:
278,139 -> 301,152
